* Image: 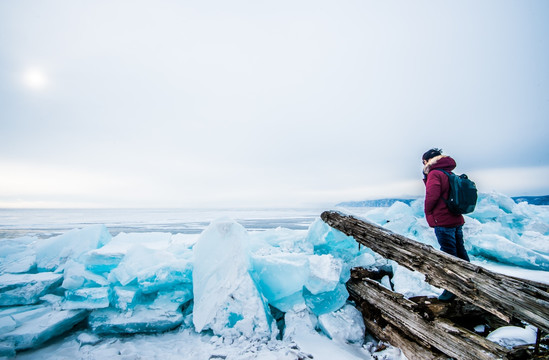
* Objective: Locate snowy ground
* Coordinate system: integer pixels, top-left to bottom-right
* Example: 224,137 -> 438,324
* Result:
13,327 -> 406,360
2,192 -> 548,359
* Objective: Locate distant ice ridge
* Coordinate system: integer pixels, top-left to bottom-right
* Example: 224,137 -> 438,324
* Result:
342,191 -> 549,272
1,191 -> 547,357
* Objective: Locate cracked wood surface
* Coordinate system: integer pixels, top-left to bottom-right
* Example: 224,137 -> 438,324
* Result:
348,278 -> 509,360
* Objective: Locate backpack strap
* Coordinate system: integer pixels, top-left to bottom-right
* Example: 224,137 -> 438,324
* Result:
432,168 -> 450,176
431,168 -> 451,204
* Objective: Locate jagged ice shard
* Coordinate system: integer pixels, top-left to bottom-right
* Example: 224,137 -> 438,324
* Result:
192,218 -> 272,339
250,252 -> 309,311
34,225 -> 112,272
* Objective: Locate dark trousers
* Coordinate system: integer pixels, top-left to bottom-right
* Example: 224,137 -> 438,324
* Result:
434,225 -> 470,262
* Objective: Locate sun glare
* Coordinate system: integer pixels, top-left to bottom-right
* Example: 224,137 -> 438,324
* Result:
22,68 -> 48,90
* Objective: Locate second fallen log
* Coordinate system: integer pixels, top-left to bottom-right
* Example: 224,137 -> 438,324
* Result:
347,277 -> 509,360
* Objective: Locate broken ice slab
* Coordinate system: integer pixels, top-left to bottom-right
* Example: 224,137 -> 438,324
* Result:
250,252 -> 309,303
0,339 -> 15,357
0,236 -> 37,274
305,254 -> 343,295
192,219 -> 271,339
0,237 -> 37,274
149,288 -> 193,312
0,253 -> 36,274
84,232 -> 173,274
85,250 -> 124,274
318,304 -> 366,344
62,287 -> 110,310
34,225 -> 112,272
39,294 -> 64,308
303,282 -> 349,316
269,291 -> 307,313
88,306 -> 183,335
0,272 -> 63,306
111,286 -> 192,312
112,286 -> 141,311
469,233 -> 549,271
0,304 -> 51,329
62,260 -> 109,290
135,257 -> 193,294
0,305 -> 88,351
0,315 -> 16,335
108,245 -> 193,293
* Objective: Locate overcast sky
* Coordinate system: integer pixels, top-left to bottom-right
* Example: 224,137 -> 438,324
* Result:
1,1 -> 548,208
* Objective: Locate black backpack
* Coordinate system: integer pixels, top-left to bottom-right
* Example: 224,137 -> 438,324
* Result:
434,169 -> 478,215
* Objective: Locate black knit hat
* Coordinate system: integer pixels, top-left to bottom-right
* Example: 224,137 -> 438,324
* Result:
422,148 -> 442,162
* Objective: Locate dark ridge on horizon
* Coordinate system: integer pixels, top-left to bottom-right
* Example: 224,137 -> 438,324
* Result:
336,198 -> 417,207
337,195 -> 549,207
511,195 -> 549,206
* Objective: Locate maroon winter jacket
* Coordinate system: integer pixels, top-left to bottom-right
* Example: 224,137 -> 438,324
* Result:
423,155 -> 465,228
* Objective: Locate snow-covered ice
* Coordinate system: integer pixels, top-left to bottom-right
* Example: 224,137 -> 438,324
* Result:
61,260 -> 109,290
88,306 -> 184,335
0,273 -> 63,306
192,218 -> 272,339
486,325 -> 538,348
33,225 -> 111,272
1,192 -> 548,358
284,308 -> 374,360
62,287 -> 110,310
111,286 -> 140,311
317,304 -> 366,343
0,304 -> 88,351
0,237 -> 36,274
306,254 -> 343,295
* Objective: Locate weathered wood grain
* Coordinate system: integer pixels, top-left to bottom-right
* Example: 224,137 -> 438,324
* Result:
321,210 -> 549,333
348,279 -> 509,360
361,316 -> 448,360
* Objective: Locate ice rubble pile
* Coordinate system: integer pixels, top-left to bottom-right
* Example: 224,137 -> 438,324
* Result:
357,191 -> 549,272
0,218 -> 371,356
0,192 -> 546,355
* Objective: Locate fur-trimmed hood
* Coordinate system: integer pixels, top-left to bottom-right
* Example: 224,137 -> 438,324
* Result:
423,155 -> 457,175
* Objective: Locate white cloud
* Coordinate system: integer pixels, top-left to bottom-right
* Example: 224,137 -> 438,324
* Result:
469,166 -> 549,197
1,1 -> 548,208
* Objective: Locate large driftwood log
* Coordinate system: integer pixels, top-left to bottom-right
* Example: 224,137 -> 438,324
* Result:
348,278 -> 509,360
321,211 -> 549,333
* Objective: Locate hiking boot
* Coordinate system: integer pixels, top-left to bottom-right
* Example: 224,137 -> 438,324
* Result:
438,290 -> 456,301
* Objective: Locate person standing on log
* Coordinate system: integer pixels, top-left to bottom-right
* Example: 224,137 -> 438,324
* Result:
422,148 -> 470,301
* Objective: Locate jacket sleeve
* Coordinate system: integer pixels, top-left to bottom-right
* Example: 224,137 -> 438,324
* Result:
424,171 -> 442,215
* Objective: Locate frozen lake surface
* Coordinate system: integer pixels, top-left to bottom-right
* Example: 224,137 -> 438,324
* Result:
0,208 -> 324,239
